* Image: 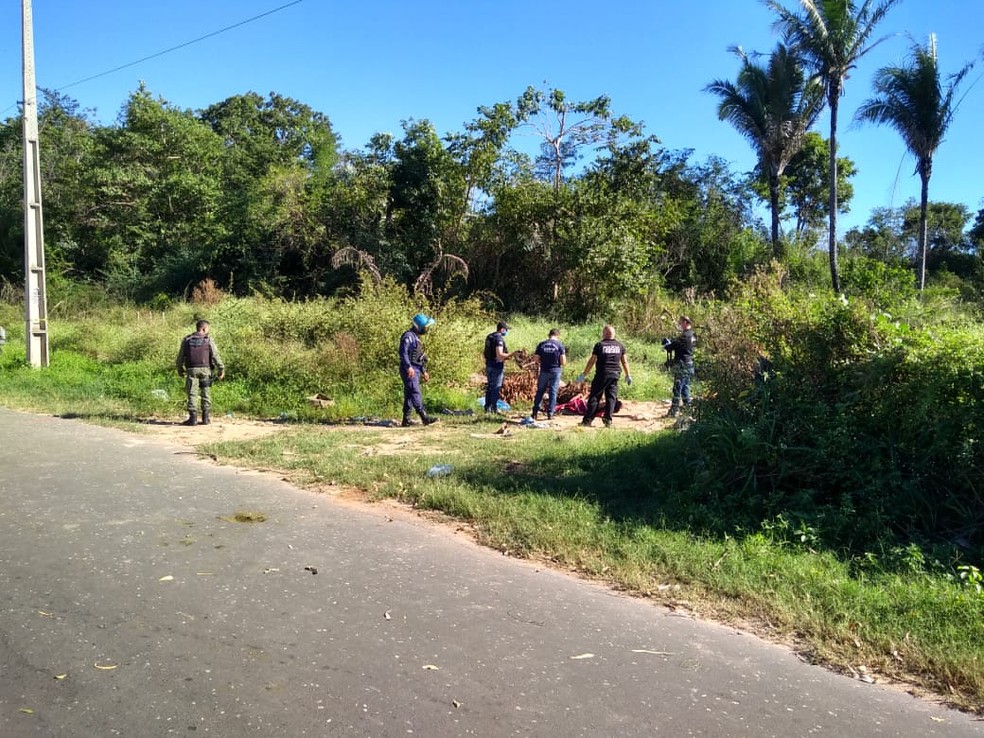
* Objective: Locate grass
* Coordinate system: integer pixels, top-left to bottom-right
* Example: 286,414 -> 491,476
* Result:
1,298 -> 982,712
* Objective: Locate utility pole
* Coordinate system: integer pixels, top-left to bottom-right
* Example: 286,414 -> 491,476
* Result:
22,0 -> 49,367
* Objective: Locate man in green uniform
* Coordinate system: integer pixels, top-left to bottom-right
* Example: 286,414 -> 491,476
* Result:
176,319 -> 225,426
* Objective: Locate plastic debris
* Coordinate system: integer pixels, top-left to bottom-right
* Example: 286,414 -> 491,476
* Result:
426,464 -> 453,478
476,397 -> 511,412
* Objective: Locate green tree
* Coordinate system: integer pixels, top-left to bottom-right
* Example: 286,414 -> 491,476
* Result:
87,85 -> 225,298
776,132 -> 855,236
706,43 -> 824,258
199,92 -> 338,294
855,34 -> 975,290
388,120 -> 467,287
844,206 -> 905,262
768,0 -> 901,292
969,209 -> 984,257
445,101 -> 524,250
0,91 -> 100,283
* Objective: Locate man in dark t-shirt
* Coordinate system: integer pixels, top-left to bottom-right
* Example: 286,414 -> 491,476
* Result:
532,328 -> 566,420
577,325 -> 631,427
483,321 -> 512,413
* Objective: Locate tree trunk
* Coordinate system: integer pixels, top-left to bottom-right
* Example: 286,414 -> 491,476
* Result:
918,160 -> 932,292
769,170 -> 783,260
827,90 -> 840,293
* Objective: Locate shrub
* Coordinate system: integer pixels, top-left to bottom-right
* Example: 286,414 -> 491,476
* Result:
691,269 -> 984,564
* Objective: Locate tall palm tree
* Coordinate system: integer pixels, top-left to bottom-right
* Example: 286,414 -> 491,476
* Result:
855,35 -> 974,291
706,43 -> 824,258
767,0 -> 901,292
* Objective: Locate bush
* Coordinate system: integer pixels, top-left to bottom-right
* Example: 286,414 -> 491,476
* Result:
690,268 -> 984,564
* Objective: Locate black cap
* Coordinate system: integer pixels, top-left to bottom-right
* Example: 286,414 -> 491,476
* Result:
497,321 -> 510,331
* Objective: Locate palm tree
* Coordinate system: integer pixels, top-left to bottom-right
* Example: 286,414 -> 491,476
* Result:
767,0 -> 901,292
855,35 -> 974,291
706,43 -> 824,258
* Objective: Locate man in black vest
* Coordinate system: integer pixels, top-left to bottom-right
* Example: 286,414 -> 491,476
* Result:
176,319 -> 225,426
577,325 -> 631,427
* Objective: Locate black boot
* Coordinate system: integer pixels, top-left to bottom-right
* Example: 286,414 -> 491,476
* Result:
182,411 -> 198,426
402,416 -> 415,427
421,414 -> 439,426
201,408 -> 211,425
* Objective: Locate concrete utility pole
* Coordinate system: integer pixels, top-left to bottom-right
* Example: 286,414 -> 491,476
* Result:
22,0 -> 49,367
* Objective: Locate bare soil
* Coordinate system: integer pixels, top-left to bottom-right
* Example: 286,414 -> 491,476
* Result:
135,399 -> 681,448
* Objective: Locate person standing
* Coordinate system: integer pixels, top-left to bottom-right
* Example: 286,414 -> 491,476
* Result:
483,321 -> 512,414
662,315 -> 696,417
176,319 -> 225,426
532,328 -> 566,420
399,313 -> 438,427
577,325 -> 631,427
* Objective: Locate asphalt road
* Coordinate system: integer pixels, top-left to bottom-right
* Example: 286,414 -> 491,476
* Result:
1,408 -> 981,737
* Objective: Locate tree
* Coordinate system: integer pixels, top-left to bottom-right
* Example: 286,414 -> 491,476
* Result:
844,206 -> 905,262
706,43 -> 824,258
854,34 -> 974,290
86,85 -> 226,298
388,119 -> 466,283
901,200 -> 971,259
970,209 -> 984,257
768,0 -> 901,292
777,132 -> 855,236
518,86 -> 640,191
445,101 -> 524,248
199,92 -> 339,294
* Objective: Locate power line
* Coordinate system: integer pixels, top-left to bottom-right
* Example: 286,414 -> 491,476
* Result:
55,0 -> 305,92
1,0 -> 305,116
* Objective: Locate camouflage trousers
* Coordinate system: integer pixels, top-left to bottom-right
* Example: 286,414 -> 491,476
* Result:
185,366 -> 213,413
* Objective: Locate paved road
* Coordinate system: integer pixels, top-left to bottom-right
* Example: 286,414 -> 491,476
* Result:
1,408 -> 981,737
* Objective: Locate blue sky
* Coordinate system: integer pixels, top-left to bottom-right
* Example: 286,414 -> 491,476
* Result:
2,0 -> 982,232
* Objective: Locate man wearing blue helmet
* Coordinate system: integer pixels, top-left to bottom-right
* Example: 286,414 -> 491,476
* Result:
399,313 -> 439,427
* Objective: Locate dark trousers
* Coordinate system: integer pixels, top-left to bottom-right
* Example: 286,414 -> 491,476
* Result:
584,374 -> 619,422
401,368 -> 425,419
484,363 -> 505,412
671,362 -> 695,408
533,368 -> 562,417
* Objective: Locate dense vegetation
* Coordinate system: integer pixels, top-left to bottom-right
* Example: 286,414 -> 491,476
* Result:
1,0 -> 984,707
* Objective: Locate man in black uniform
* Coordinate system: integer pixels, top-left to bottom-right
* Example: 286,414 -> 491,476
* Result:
663,315 -> 696,417
175,319 -> 225,426
577,325 -> 631,427
483,321 -> 512,414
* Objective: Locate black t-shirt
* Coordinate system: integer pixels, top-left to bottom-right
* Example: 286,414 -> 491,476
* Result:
484,331 -> 507,365
592,339 -> 625,378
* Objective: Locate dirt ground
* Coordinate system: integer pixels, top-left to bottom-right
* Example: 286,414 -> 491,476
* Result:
136,399 -> 681,447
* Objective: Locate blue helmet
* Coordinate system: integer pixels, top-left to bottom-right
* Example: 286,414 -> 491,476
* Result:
412,313 -> 435,333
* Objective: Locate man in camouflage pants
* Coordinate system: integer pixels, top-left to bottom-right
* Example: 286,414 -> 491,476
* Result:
176,319 -> 225,426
